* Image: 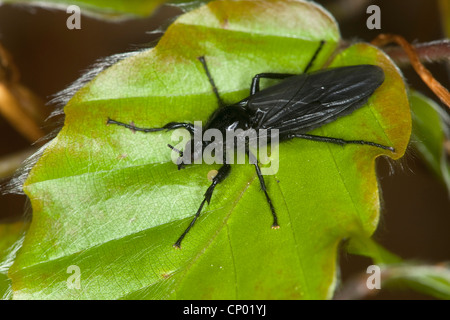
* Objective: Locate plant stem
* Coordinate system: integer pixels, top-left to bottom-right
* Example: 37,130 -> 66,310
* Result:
372,34 -> 450,109
381,39 -> 450,67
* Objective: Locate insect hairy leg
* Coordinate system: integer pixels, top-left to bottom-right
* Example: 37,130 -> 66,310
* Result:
248,151 -> 279,229
173,163 -> 231,248
286,133 -> 395,152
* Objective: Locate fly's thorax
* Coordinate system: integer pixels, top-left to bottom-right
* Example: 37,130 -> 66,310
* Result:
204,105 -> 252,135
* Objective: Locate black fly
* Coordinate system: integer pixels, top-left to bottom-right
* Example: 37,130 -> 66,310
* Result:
107,41 -> 394,248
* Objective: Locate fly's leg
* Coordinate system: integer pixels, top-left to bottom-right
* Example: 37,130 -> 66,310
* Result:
286,133 -> 395,152
250,40 -> 326,95
248,151 -> 279,229
250,73 -> 296,95
198,56 -> 225,108
107,118 -> 196,135
173,163 -> 231,248
303,40 -> 325,73
107,119 -> 196,156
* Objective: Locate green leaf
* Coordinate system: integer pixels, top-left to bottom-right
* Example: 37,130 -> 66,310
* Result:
0,222 -> 28,299
344,236 -> 450,300
1,0 -> 181,18
410,91 -> 450,195
11,0 -> 410,299
381,263 -> 450,300
346,237 -> 402,266
343,91 -> 450,299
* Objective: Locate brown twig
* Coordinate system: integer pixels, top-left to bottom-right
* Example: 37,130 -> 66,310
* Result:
371,34 -> 450,109
0,44 -> 20,84
0,43 -> 48,142
381,39 -> 450,66
0,84 -> 46,142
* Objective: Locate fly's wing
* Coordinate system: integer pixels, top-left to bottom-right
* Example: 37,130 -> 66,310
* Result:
245,65 -> 385,136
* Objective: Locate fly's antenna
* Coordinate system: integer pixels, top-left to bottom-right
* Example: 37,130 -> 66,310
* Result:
198,56 -> 225,107
168,144 -> 183,156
